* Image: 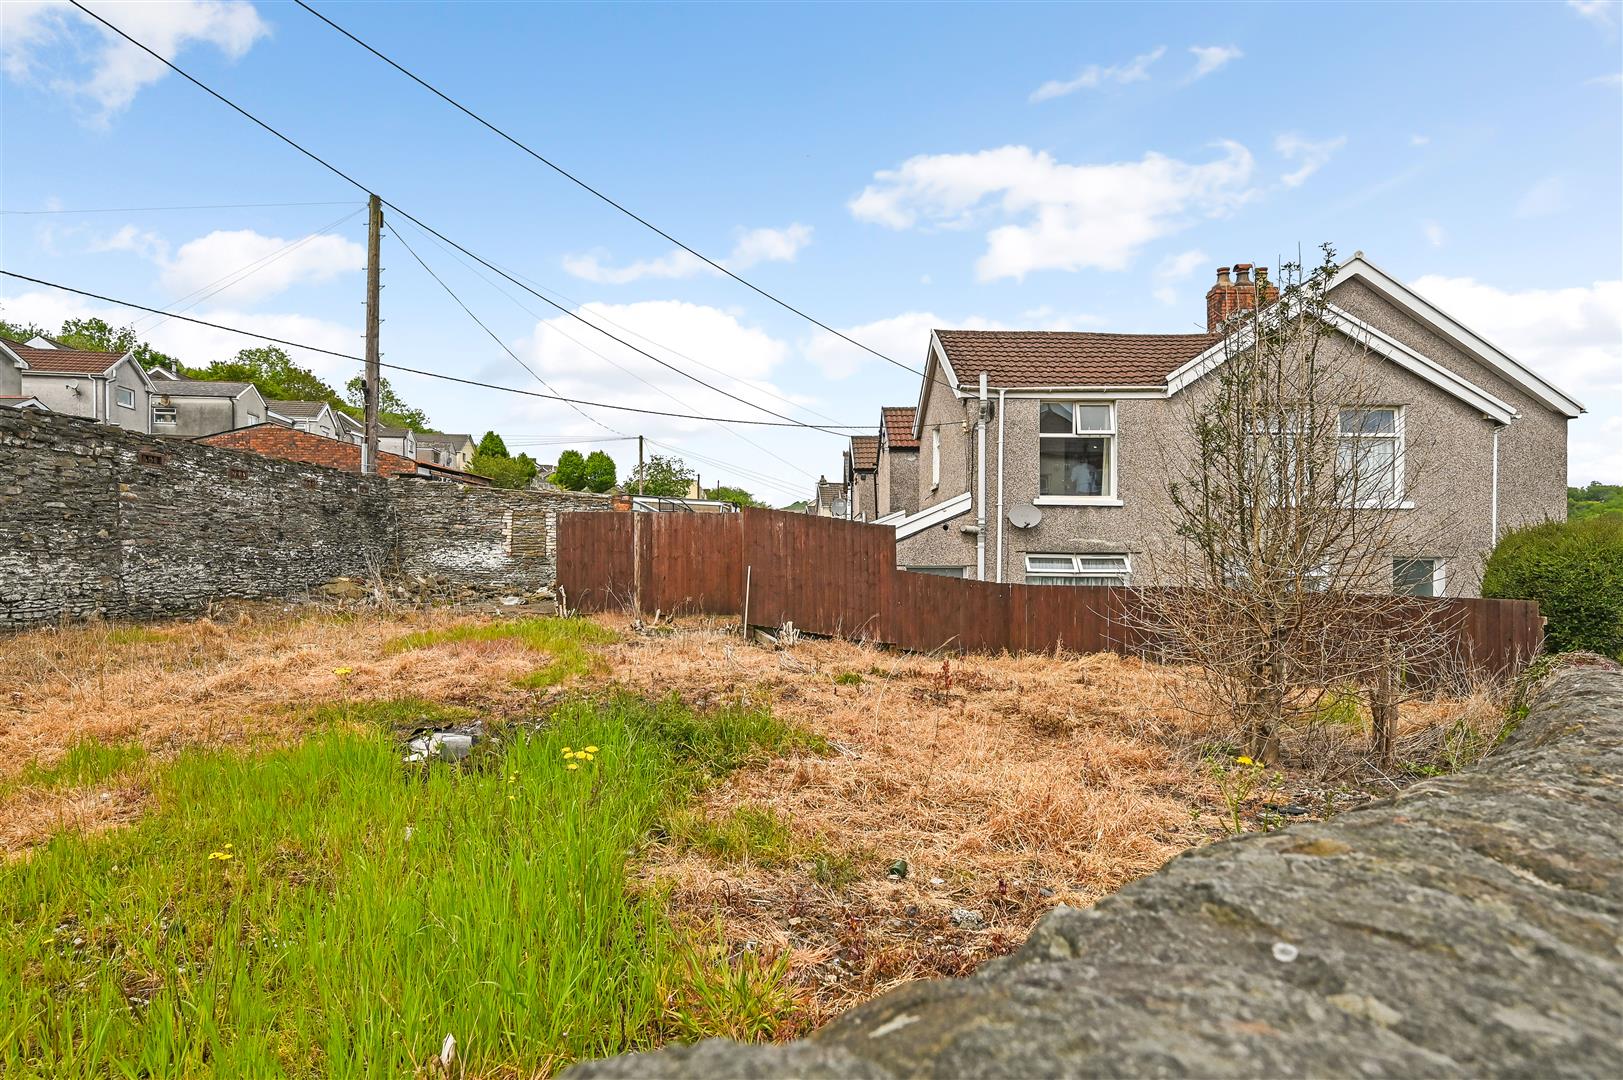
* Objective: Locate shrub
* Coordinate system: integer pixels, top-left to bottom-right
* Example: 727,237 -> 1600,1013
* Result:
1482,515 -> 1623,658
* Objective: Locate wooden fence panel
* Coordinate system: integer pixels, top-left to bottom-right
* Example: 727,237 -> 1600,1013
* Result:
742,509 -> 893,640
637,513 -> 744,616
888,573 -> 1009,654
556,512 -> 636,613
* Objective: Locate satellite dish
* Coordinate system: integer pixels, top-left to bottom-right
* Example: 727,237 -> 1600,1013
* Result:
1008,502 -> 1042,529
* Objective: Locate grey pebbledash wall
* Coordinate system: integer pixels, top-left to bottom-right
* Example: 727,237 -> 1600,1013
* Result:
0,408 -> 611,629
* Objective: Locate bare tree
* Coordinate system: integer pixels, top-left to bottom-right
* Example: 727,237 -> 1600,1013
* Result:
1141,245 -> 1460,763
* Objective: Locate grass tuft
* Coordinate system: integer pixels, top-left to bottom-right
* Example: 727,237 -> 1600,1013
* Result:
386,616 -> 618,688
19,741 -> 147,790
0,692 -> 808,1076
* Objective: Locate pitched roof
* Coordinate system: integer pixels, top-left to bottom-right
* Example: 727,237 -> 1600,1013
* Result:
881,406 -> 918,449
152,378 -> 253,398
416,432 -> 474,449
932,330 -> 1218,389
2,337 -> 128,376
815,479 -> 844,509
266,399 -> 332,420
194,424 -> 488,484
849,434 -> 879,471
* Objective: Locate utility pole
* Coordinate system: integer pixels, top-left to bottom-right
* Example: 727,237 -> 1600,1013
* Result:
362,193 -> 383,475
637,434 -> 644,495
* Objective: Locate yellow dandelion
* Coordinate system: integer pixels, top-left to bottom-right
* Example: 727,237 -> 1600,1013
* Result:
333,667 -> 353,677
584,746 -> 599,754
562,746 -> 572,753
1235,755 -> 1256,766
566,762 -> 579,771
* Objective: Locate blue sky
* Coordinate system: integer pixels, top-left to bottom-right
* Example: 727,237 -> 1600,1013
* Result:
2,0 -> 1619,502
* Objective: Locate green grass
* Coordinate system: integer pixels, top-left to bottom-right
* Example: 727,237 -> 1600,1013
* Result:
1,693 -> 817,1077
663,805 -> 863,888
386,616 -> 619,688
18,741 -> 147,790
104,626 -> 168,647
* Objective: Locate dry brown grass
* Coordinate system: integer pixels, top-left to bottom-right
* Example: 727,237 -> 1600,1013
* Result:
0,603 -> 1512,1024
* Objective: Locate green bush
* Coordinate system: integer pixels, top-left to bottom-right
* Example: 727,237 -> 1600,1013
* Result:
1482,515 -> 1623,658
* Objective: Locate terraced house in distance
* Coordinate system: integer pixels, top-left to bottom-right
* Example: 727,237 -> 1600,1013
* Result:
887,253 -> 1583,596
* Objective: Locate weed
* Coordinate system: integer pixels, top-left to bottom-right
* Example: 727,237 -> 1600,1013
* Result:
0,693 -> 806,1077
1313,686 -> 1365,729
386,616 -> 618,689
833,672 -> 863,687
104,626 -> 168,647
1206,754 -> 1282,836
19,741 -> 147,790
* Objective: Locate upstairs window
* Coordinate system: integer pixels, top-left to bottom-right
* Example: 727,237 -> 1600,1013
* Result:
1025,552 -> 1131,586
1338,407 -> 1402,506
1039,402 -> 1114,499
151,406 -> 177,425
115,386 -> 135,409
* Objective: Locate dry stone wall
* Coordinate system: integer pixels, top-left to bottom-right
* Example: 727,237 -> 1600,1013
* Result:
0,409 -> 610,628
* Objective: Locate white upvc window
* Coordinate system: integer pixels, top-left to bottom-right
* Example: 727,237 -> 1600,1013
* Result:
1025,552 -> 1131,586
115,386 -> 135,409
1393,557 -> 1445,598
907,565 -> 966,578
930,429 -> 941,489
151,406 -> 177,425
1037,401 -> 1117,503
1338,407 -> 1404,507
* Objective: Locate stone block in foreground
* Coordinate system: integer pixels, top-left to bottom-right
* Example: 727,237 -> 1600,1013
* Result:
568,664 -> 1623,1078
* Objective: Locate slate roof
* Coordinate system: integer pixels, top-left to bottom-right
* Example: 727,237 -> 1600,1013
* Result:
933,330 -> 1219,388
416,432 -> 474,450
2,337 -> 128,376
881,406 -> 918,449
849,434 -> 879,471
267,400 -> 332,420
152,378 -> 252,398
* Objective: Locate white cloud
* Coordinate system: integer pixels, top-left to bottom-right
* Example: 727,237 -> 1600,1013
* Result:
1422,220 -> 1446,248
1411,274 -> 1623,483
158,229 -> 365,303
848,142 -> 1255,281
1275,133 -> 1347,187
562,223 -> 812,284
1153,248 -> 1208,305
1187,45 -> 1242,81
92,223 -> 169,262
1,1 -> 269,122
1029,46 -> 1164,103
1410,133 -> 1431,146
1568,0 -> 1616,25
1515,175 -> 1567,218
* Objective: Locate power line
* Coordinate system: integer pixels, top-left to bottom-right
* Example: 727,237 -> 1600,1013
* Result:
0,271 -> 877,431
0,200 -> 358,215
292,0 -> 920,377
64,3 -> 890,436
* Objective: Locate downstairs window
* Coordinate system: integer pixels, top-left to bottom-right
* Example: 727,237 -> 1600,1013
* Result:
1393,557 -> 1444,597
1025,553 -> 1131,586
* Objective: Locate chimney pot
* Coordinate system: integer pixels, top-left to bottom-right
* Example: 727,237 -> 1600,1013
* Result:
1256,266 -> 1269,281
1215,266 -> 1232,283
1234,263 -> 1252,284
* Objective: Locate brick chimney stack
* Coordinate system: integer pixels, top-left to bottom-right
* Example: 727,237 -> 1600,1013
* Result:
1205,262 -> 1281,331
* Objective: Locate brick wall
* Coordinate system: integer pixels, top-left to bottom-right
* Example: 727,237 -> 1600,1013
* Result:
0,409 -> 611,629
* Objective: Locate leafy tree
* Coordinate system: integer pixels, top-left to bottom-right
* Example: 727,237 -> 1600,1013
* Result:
0,314 -> 48,343
706,484 -> 765,508
477,431 -> 511,459
582,450 -> 617,494
203,346 -> 337,403
35,316 -> 187,372
551,449 -> 588,490
628,453 -> 695,498
344,374 -> 430,432
1569,482 -> 1623,522
471,451 -> 538,490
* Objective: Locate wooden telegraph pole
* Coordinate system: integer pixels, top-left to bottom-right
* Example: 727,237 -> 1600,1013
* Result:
362,193 -> 383,474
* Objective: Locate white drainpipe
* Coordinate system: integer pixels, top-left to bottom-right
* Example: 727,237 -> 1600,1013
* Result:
995,387 -> 1007,583
1490,423 -> 1501,547
976,372 -> 987,581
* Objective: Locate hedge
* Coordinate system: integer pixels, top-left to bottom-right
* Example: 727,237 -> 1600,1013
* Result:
1482,513 -> 1623,658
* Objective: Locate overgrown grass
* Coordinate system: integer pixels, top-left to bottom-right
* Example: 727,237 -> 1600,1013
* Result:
386,616 -> 618,688
663,805 -> 862,888
1,693 -> 817,1077
18,741 -> 147,790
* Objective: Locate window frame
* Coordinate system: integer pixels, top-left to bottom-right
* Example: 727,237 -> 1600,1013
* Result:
1024,552 -> 1132,587
115,386 -> 136,409
1035,399 -> 1121,506
151,406 -> 178,426
930,429 -> 941,489
1337,405 -> 1407,509
1392,556 -> 1445,598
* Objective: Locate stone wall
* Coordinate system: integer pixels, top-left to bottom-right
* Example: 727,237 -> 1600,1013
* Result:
0,408 -> 611,629
569,661 -> 1623,1079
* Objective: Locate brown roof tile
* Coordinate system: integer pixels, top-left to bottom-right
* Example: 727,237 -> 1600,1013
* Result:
849,434 -> 879,471
4,338 -> 128,376
933,329 -> 1218,388
195,424 -> 488,484
881,406 -> 918,449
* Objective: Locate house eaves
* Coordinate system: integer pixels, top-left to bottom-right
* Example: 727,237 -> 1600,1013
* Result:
893,490 -> 973,540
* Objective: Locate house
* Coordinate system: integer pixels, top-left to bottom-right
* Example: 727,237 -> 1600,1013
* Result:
1,335 -> 153,432
809,476 -> 846,516
377,425 -> 417,460
844,435 -> 879,521
195,424 -> 490,484
875,406 -> 920,519
333,410 -> 364,444
889,254 -> 1581,596
415,432 -> 478,470
267,400 -> 347,440
146,369 -> 268,437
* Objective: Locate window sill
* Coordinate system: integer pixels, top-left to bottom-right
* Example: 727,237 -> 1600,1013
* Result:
1033,496 -> 1124,507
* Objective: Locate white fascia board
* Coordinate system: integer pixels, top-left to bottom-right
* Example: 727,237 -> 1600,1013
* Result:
914,332 -> 960,440
0,341 -> 29,370
997,386 -> 1165,398
893,490 -> 973,540
1165,303 -> 1520,425
1335,255 -> 1583,417
873,509 -> 906,525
